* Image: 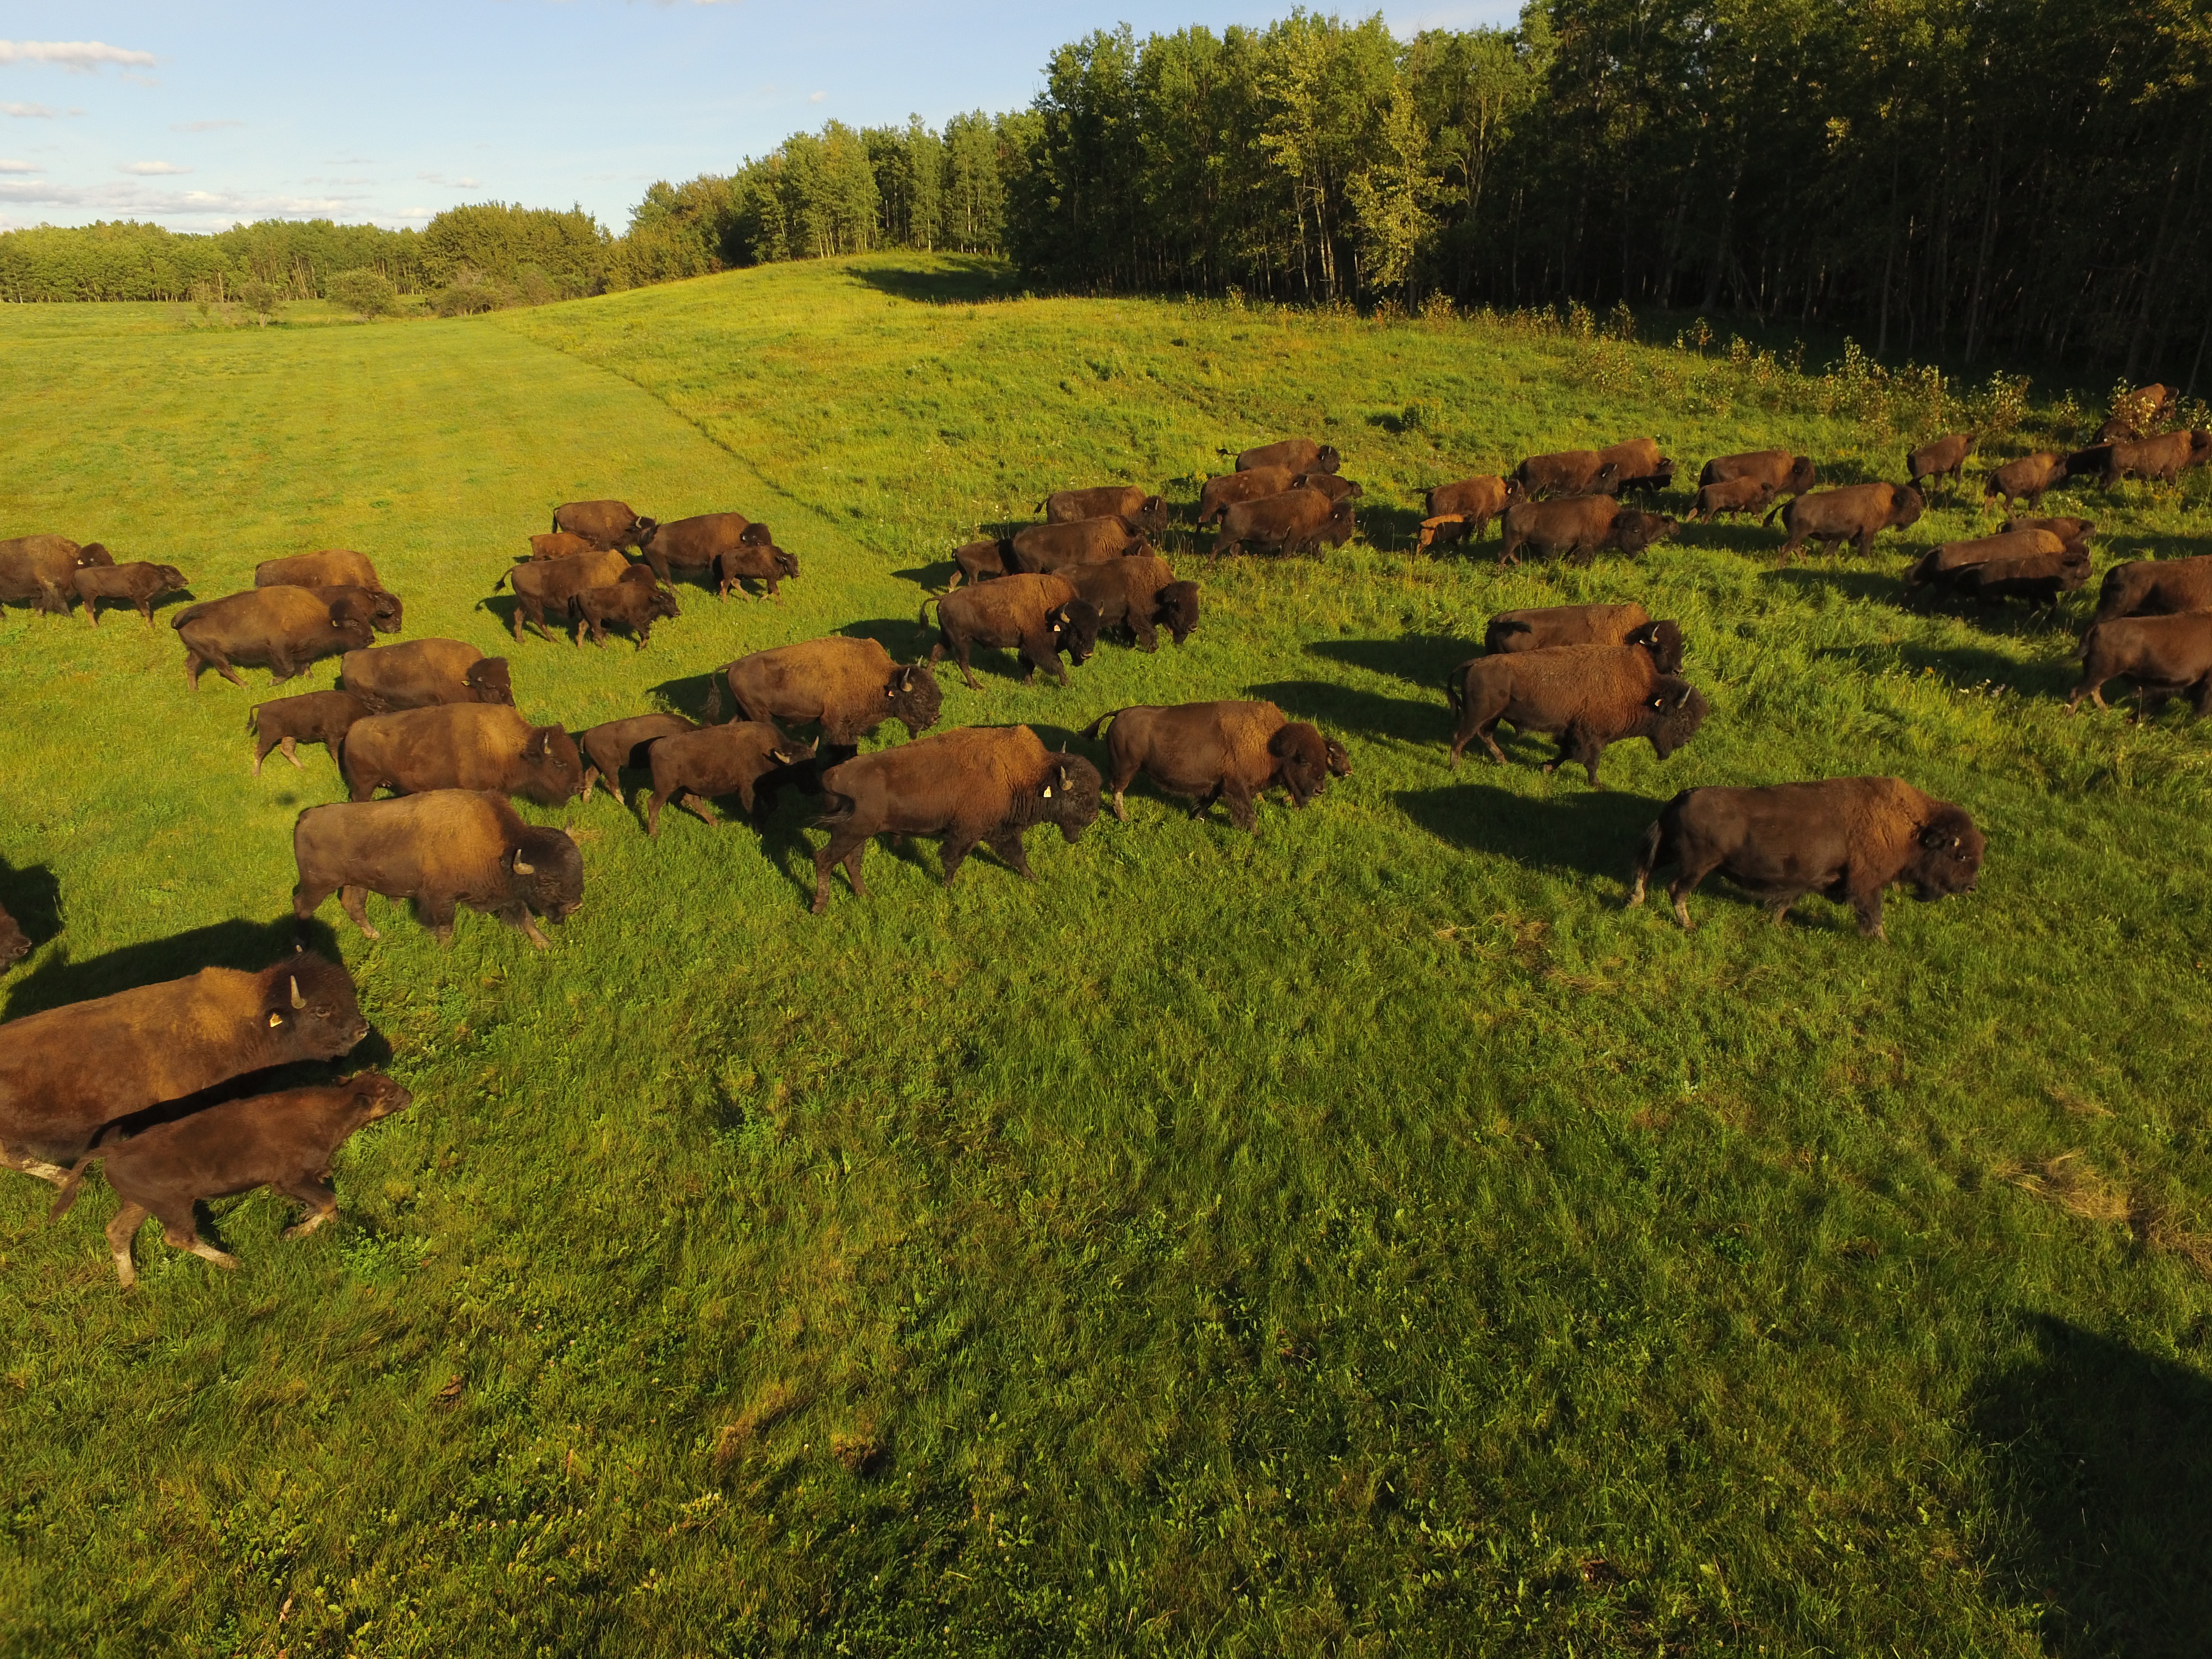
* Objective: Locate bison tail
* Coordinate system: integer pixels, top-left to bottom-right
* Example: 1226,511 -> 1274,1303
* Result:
1760,501 -> 1785,528
813,789 -> 858,832
918,596 -> 941,629
703,667 -> 729,723
246,705 -> 260,734
1630,815 -> 1666,888
45,1143 -> 109,1223
1443,664 -> 1464,719
1079,709 -> 1119,742
492,570 -> 510,592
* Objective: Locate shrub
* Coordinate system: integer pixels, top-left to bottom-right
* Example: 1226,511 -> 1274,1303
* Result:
238,278 -> 280,322
431,269 -> 508,316
326,267 -> 399,319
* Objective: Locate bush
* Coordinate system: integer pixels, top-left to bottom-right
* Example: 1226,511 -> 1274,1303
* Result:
238,278 -> 280,322
431,269 -> 508,316
326,267 -> 399,319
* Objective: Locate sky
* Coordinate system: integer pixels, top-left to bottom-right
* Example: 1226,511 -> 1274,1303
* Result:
0,2 -> 1519,236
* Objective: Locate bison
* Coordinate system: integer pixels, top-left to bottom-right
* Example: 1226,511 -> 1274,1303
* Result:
72,561 -> 189,627
0,953 -> 368,1182
1214,487 -> 1356,559
574,568 -> 681,648
0,903 -> 30,973
341,704 -> 582,805
949,538 -> 1013,588
2070,613 -> 2212,717
1938,545 -> 2090,609
1629,777 -> 1983,937
1768,482 -> 1923,559
1083,701 -> 1349,829
708,637 -> 942,749
1446,644 -> 1708,784
342,639 -> 512,709
2002,515 -> 2096,557
924,573 -> 1101,688
1499,497 -> 1675,566
636,513 -> 796,597
1485,604 -> 1683,673
1596,438 -> 1675,495
294,790 -> 582,947
552,499 -> 657,552
1689,477 -> 1776,522
248,690 -> 376,775
1063,553 -> 1198,651
1422,475 -> 1521,541
173,587 -> 375,690
494,546 -> 629,641
0,535 -> 111,617
49,1073 -> 413,1288
1514,450 -> 1621,497
1906,433 -> 1976,492
1982,452 -> 2069,510
1235,438 -> 1339,474
717,535 -> 799,600
577,712 -> 696,802
1903,529 -> 2067,599
529,531 -> 599,561
1046,487 -> 1168,538
1007,517 -> 1148,573
645,723 -> 817,834
2094,429 -> 2212,489
2095,384 -> 2178,444
254,550 -> 384,592
2091,554 -> 2212,624
809,726 -> 1102,913
1699,451 -> 1815,494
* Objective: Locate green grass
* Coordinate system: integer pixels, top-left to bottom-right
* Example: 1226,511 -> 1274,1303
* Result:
3,254 -> 2211,1657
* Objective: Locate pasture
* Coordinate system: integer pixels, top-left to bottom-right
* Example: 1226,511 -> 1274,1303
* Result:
2,254 -> 2210,1656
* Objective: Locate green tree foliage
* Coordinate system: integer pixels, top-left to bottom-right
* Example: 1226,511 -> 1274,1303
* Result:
418,202 -> 608,296
326,267 -> 399,318
0,218 -> 425,302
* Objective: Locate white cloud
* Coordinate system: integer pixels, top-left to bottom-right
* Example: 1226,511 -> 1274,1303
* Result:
415,171 -> 482,188
3,101 -> 59,118
121,160 -> 189,175
171,118 -> 243,133
807,90 -> 826,102
0,40 -> 157,71
398,206 -> 431,218
0,179 -> 359,218
0,159 -> 39,173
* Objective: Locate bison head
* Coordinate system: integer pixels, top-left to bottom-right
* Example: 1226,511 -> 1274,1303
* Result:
509,825 -> 585,924
773,547 -> 801,578
151,565 -> 190,593
2190,430 -> 2212,462
1324,736 -> 1352,778
1130,497 -> 1170,538
1052,599 -> 1103,665
1905,805 -> 1984,900
1615,512 -> 1677,556
345,1071 -> 415,1125
74,543 -> 114,568
647,585 -> 682,622
1034,753 -> 1103,843
0,906 -> 30,972
1888,486 -> 1927,530
1627,619 -> 1686,674
519,724 -> 584,805
1267,722 -> 1333,805
884,662 -> 943,736
1310,445 -> 1343,474
1323,500 -> 1357,547
739,521 -> 774,547
1641,678 -> 1709,760
466,657 -> 515,705
1785,456 -> 1818,494
1157,580 -> 1201,645
332,613 -> 377,651
265,952 -> 370,1058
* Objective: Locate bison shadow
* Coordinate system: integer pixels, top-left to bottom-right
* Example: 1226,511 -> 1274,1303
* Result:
0,858 -> 64,955
1970,1314 -> 2212,1657
844,256 -> 1021,305
896,560 -> 960,592
1815,641 -> 2073,700
1760,565 -> 1901,606
1246,677 -> 1444,749
1307,635 -> 1473,691
1396,782 -> 1663,879
837,615 -> 937,662
4,915 -> 348,1021
644,672 -> 726,723
1678,522 -> 1786,560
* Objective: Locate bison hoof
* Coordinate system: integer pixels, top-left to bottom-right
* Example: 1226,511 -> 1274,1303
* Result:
358,922 -> 382,941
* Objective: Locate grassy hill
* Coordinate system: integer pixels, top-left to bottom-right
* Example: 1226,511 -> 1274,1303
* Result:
2,255 -> 2209,1656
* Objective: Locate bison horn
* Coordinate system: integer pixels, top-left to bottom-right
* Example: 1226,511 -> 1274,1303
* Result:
1043,785 -> 1053,799
289,975 -> 305,1010
513,855 -> 535,875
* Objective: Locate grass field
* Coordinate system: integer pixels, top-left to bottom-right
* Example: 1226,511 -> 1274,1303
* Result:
3,254 -> 2211,1657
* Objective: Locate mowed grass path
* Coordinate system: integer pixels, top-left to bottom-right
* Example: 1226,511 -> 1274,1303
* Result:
2,258 -> 2209,1655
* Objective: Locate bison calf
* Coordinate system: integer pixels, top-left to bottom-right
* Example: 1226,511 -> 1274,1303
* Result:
1447,644 -> 1708,784
72,561 -> 189,627
294,790 -> 583,946
1063,553 -> 1198,651
577,712 -> 696,802
1689,477 -> 1775,523
646,722 -> 817,834
1906,433 -> 1976,492
0,903 -> 30,974
1084,701 -> 1349,830
1422,475 -> 1521,542
575,568 -> 680,648
1982,452 -> 2068,510
248,690 -> 376,775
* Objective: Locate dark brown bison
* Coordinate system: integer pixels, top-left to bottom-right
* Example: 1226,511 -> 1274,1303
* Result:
646,723 -> 816,834
49,1073 -> 411,1288
924,573 -> 1101,688
637,512 -> 796,597
2094,430 -> 2212,489
553,499 -> 657,551
1421,475 -> 1521,541
0,903 -> 30,973
1767,483 -> 1923,559
72,562 -> 189,627
1008,517 -> 1148,573
341,704 -> 582,805
2070,613 -> 2212,716
254,550 -> 384,591
294,791 -> 582,947
1295,472 -> 1362,504
1083,701 -> 1349,830
2091,555 -> 2212,624
326,585 -> 403,634
1903,529 -> 2067,599
950,538 -> 1012,588
529,531 -> 598,561
1906,433 -> 1976,491
1046,487 -> 1168,538
1982,452 -> 2068,510
1499,497 -> 1675,566
173,588 -> 375,690
1484,604 -> 1683,673
0,954 -> 368,1182
2095,384 -> 2178,444
342,639 -> 512,709
578,712 -> 696,802
1235,438 -> 1339,474
1596,438 -> 1675,494
1196,466 -> 1303,526
717,536 -> 799,599
1629,777 -> 1983,937
708,637 -> 943,748
1214,487 -> 1356,558
1446,644 -> 1709,783
494,546 -> 629,641
575,568 -> 681,648
1689,477 -> 1776,522
0,535 -> 111,616
248,690 -> 376,775
1699,451 -> 1816,494
809,726 -> 1102,913
2002,515 -> 2096,557
1930,545 -> 2090,609
1063,553 -> 1198,650
1514,450 -> 1621,497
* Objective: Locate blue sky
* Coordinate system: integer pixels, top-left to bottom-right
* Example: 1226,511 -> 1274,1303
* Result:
0,2 -> 1517,235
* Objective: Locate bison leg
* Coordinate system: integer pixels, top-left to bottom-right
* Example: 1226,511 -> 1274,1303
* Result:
1847,884 -> 1888,941
1132,613 -> 1159,653
292,877 -> 336,930
811,829 -> 871,913
154,1203 -> 237,1273
495,904 -> 552,950
277,1176 -> 340,1238
985,826 -> 1034,878
677,791 -> 721,827
105,1202 -> 150,1288
337,885 -> 380,941
938,832 -> 982,885
646,788 -> 674,836
83,597 -> 101,628
1222,778 -> 1259,833
419,895 -> 458,945
1663,858 -> 1724,930
138,599 -> 157,628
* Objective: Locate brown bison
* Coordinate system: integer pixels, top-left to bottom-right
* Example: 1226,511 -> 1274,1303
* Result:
646,723 -> 816,834
1629,777 -> 1983,937
294,791 -> 582,946
708,637 -> 943,748
1485,604 -> 1683,673
0,903 -> 28,973
577,712 -> 696,802
324,585 -> 404,635
1903,529 -> 2067,599
73,561 -> 189,627
1906,433 -> 1976,491
1596,437 -> 1675,494
1214,487 -> 1356,558
1688,477 -> 1777,522
1937,545 -> 2090,608
1199,467 -> 1297,525
1499,497 -> 1675,566
0,954 -> 368,1182
810,726 -> 1102,913
552,499 -> 656,551
924,574 -> 1102,688
341,704 -> 582,805
1063,553 -> 1198,650
254,550 -> 384,591
2091,555 -> 2212,624
2095,384 -> 2178,444
173,587 -> 376,690
1446,644 -> 1709,783
343,639 -> 512,709
1982,452 -> 2068,510
1768,482 -> 1923,559
949,538 -> 1012,588
717,535 -> 799,600
1235,438 -> 1339,474
2095,429 -> 2212,489
1083,701 -> 1349,829
494,546 -> 629,641
637,512 -> 796,597
529,531 -> 598,561
574,568 -> 681,648
1699,451 -> 1816,494
1422,475 -> 1521,540
1008,517 -> 1148,573
2002,515 -> 2096,557
248,690 -> 376,775
49,1073 -> 411,1288
1514,449 -> 1621,497
1046,487 -> 1168,538
2070,613 -> 2212,716
0,535 -> 111,616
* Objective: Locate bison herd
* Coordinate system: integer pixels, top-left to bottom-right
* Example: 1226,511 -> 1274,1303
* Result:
3,377 -> 2206,1285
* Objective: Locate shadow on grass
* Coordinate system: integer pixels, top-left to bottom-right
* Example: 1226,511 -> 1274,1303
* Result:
1307,635 -> 1473,691
896,561 -> 959,592
1245,677 -> 1446,749
1760,565 -> 1901,604
838,614 -> 937,662
0,857 -> 63,956
1356,503 -> 1425,553
1817,641 -> 2077,699
845,257 -> 1021,306
1396,781 -> 1661,879
1971,1315 -> 2212,1658
1679,521 -> 1787,560
645,670 -> 724,722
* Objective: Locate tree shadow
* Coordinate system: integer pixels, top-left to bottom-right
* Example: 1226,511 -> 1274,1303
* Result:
1396,781 -> 1663,879
1245,677 -> 1444,748
1970,1314 -> 2212,1658
843,257 -> 1021,305
4,916 -> 347,1020
0,858 -> 64,955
